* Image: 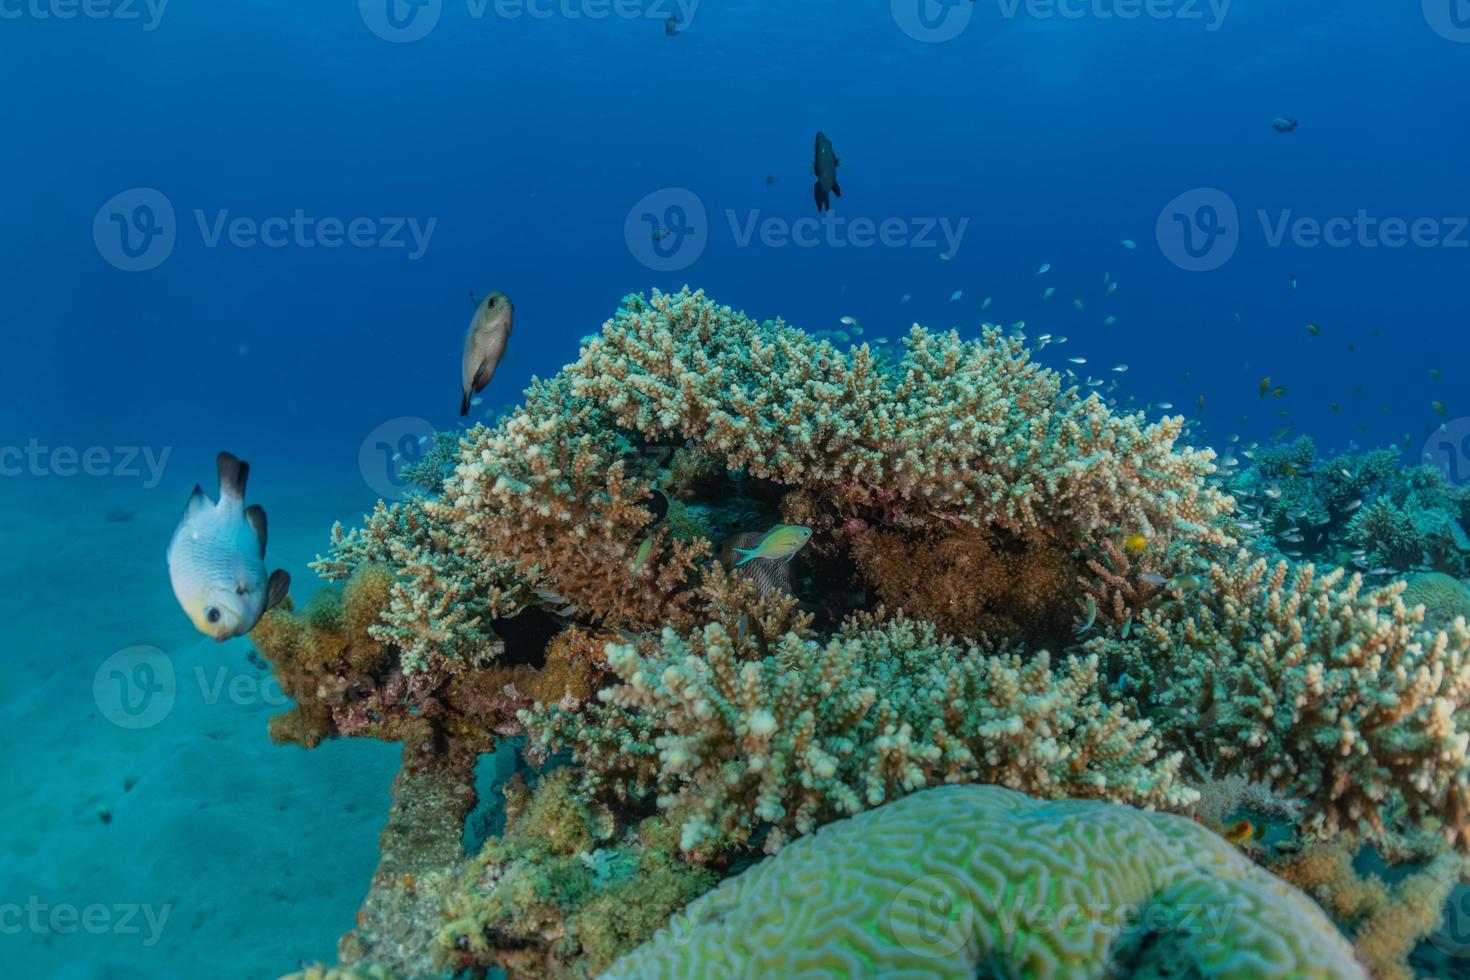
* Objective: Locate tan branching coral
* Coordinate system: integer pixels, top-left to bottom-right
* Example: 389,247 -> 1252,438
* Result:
526,615 -> 1193,856
1271,839 -> 1468,979
1089,551 -> 1470,847
312,496 -> 529,674
434,374 -> 711,633
568,288 -> 1233,547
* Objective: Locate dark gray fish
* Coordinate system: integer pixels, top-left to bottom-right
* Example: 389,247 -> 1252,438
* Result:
1272,117 -> 1299,134
461,290 -> 513,417
812,131 -> 841,212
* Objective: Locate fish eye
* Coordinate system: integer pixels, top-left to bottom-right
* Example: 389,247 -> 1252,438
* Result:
487,296 -> 497,307
207,607 -> 222,624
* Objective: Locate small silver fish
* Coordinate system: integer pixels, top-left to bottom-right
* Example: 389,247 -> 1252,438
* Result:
461,290 -> 514,417
167,452 -> 289,641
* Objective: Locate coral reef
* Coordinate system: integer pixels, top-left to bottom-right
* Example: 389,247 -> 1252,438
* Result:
254,289 -> 1470,978
602,783 -> 1365,979
1088,552 -> 1470,846
438,769 -> 715,978
1271,838 -> 1467,980
527,616 -> 1193,856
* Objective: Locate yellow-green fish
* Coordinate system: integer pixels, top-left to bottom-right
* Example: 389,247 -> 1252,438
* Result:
1434,401 -> 1448,417
630,535 -> 654,575
733,524 -> 812,565
1306,323 -> 1320,337
1076,596 -> 1097,636
1258,376 -> 1270,397
1124,533 -> 1148,553
167,452 -> 290,641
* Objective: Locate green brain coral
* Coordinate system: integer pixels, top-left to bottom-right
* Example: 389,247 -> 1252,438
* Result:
602,784 -> 1365,980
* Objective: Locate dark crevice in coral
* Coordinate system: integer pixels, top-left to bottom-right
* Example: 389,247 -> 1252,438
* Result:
492,606 -> 562,669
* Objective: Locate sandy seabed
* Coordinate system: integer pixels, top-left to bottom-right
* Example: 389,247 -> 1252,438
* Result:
1,461 -> 404,979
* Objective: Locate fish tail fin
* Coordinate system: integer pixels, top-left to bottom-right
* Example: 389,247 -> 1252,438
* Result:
832,180 -> 841,198
733,547 -> 757,566
813,181 -> 827,212
217,451 -> 249,501
460,389 -> 471,417
264,569 -> 291,612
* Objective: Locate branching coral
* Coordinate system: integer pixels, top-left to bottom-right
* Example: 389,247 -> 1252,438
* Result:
568,288 -> 1233,549
526,615 -> 1193,856
1270,838 -> 1468,980
312,496 -> 530,674
602,784 -> 1365,980
1088,551 -> 1470,847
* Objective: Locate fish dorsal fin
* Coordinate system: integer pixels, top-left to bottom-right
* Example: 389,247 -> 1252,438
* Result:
265,569 -> 291,612
217,451 -> 250,502
245,504 -> 268,555
183,484 -> 212,518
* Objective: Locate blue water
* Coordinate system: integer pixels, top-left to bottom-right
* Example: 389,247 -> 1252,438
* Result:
4,1 -> 1469,975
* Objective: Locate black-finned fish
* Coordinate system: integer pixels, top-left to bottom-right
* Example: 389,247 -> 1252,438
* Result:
167,452 -> 290,641
812,131 -> 841,213
461,291 -> 514,417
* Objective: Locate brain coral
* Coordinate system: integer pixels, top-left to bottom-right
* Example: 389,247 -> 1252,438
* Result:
602,784 -> 1365,980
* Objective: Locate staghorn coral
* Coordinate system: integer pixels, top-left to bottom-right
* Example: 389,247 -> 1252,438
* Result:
526,615 -> 1193,856
437,769 -> 716,979
312,496 -> 530,674
1088,551 -> 1470,847
1345,463 -> 1470,575
602,783 -> 1365,980
435,372 -> 713,634
253,564 -> 607,754
1271,839 -> 1468,980
569,288 -> 1233,549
